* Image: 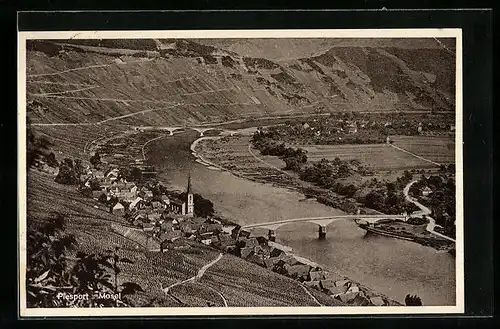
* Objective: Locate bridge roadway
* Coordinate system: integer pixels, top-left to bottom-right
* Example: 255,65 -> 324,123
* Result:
241,214 -> 404,241
134,125 -> 239,137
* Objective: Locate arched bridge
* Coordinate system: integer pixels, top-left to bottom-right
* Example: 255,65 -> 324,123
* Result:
135,126 -> 240,137
241,214 -> 404,241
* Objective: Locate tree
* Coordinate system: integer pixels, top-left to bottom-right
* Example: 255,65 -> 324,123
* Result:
26,214 -> 144,308
45,152 -> 59,168
55,160 -> 78,185
26,214 -> 77,307
74,159 -> 85,178
405,294 -> 423,306
90,151 -> 102,168
89,179 -> 101,191
98,192 -> 108,204
402,170 -> 413,183
27,129 -> 50,168
130,167 -> 143,182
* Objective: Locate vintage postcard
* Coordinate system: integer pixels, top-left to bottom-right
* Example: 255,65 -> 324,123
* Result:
18,29 -> 463,317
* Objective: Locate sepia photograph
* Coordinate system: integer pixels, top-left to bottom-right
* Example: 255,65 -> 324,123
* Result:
18,29 -> 463,316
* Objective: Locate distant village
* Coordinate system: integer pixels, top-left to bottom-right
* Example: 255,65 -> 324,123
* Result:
262,112 -> 456,146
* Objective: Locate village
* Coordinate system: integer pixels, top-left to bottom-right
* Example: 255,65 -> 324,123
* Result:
260,112 -> 456,146
31,146 -> 398,307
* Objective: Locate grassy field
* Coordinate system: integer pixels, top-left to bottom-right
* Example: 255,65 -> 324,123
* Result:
297,135 -> 454,170
390,135 -> 455,164
200,134 -> 453,175
300,144 -> 435,170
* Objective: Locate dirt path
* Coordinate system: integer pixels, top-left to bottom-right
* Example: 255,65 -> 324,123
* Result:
390,143 -> 441,166
30,85 -> 99,96
403,180 -> 456,242
27,80 -> 96,87
27,58 -> 152,78
162,253 -> 223,294
29,94 -> 176,104
300,284 -> 323,306
197,282 -> 228,307
32,103 -> 181,127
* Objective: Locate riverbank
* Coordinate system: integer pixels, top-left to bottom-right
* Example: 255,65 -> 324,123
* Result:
356,219 -> 455,252
145,130 -> 455,306
191,136 -> 374,215
221,229 -> 402,306
192,135 -> 456,252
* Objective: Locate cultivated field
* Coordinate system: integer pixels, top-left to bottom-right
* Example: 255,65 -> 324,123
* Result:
390,135 -> 455,164
299,135 -> 454,171
300,144 -> 435,170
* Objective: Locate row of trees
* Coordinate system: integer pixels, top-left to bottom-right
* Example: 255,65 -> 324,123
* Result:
252,131 -> 308,171
252,131 -> 416,215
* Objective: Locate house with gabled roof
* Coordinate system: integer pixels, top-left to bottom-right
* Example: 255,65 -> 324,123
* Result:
129,196 -> 145,211
111,202 -> 125,215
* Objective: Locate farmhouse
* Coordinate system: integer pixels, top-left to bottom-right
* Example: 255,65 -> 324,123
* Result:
105,168 -> 120,181
151,201 -> 164,210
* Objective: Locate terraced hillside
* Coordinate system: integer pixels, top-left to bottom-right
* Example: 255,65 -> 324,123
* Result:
27,170 -> 337,307
26,38 -> 455,126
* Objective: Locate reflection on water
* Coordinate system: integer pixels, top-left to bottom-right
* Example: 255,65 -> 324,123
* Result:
146,130 -> 455,306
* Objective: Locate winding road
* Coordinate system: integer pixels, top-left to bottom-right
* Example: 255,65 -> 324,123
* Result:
403,180 -> 456,242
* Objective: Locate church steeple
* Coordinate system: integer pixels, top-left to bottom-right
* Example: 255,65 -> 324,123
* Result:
187,173 -> 192,194
186,173 -> 194,217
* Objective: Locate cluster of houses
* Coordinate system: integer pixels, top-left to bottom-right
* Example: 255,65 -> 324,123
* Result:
78,166 -> 196,232
186,227 -> 395,306
291,117 -> 455,138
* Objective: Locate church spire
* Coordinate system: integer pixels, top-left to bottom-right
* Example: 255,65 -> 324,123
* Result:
187,173 -> 192,194
186,173 -> 194,217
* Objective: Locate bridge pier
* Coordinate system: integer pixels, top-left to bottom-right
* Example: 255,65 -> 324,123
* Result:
318,225 -> 327,240
268,229 -> 276,242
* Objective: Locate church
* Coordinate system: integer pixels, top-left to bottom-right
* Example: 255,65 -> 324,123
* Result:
168,174 -> 194,217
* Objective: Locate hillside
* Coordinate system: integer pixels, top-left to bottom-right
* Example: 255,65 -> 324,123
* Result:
196,38 -> 456,60
26,38 -> 455,126
27,169 -> 338,307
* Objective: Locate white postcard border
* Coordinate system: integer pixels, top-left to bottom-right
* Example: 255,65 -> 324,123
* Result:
18,28 -> 464,317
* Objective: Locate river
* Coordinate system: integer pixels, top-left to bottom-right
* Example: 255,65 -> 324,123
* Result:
145,130 -> 456,306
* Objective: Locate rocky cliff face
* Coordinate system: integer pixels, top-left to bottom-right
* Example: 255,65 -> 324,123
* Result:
26,38 -> 455,126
